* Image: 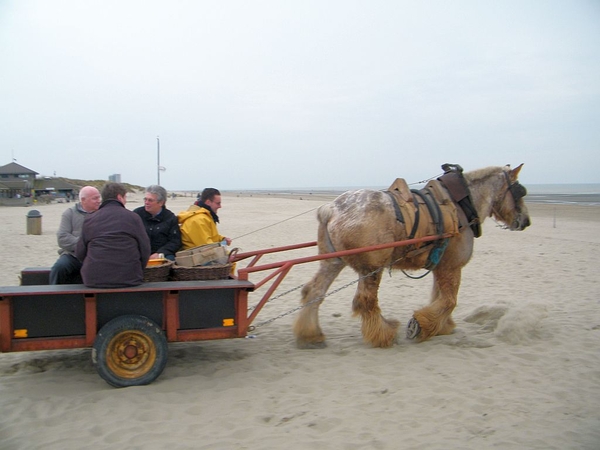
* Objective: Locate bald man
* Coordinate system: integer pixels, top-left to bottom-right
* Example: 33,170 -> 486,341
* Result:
49,186 -> 102,284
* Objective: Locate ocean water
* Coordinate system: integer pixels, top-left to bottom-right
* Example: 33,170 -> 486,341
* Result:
220,184 -> 600,206
525,183 -> 600,195
524,184 -> 600,205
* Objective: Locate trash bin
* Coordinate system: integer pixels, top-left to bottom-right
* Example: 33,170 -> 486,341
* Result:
26,210 -> 42,235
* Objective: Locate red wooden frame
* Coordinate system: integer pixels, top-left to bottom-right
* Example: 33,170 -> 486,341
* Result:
231,234 -> 452,327
0,234 -> 451,354
0,280 -> 253,353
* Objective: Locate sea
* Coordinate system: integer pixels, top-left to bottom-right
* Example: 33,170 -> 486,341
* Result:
222,184 -> 600,206
521,184 -> 600,206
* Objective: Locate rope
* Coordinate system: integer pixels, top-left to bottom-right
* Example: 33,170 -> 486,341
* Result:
249,252 -> 428,329
235,174 -> 442,241
242,174 -> 447,328
408,173 -> 444,186
250,268 -> 377,329
232,206 -> 320,240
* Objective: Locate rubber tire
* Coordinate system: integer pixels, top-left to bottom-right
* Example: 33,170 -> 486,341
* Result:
92,315 -> 168,388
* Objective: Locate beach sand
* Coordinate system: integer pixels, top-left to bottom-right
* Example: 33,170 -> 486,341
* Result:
1,193 -> 599,449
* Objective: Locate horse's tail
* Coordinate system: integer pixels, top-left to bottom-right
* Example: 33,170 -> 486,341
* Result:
316,203 -> 337,254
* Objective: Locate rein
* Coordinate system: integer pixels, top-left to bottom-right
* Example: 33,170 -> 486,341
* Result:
232,206 -> 320,240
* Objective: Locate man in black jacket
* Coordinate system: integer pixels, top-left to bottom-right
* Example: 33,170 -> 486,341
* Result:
133,185 -> 182,261
75,182 -> 151,288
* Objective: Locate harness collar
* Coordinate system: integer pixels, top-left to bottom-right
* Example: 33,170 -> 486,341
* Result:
437,164 -> 482,238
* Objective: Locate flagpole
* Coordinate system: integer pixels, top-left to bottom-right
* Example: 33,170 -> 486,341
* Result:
157,136 -> 160,185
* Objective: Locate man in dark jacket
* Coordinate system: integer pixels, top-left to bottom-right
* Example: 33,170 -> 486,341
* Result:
133,185 -> 181,261
75,182 -> 151,288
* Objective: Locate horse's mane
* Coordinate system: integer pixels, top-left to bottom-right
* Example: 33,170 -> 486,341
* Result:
462,166 -> 509,217
463,166 -> 506,185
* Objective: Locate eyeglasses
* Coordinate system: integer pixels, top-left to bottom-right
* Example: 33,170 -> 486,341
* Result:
143,198 -> 157,203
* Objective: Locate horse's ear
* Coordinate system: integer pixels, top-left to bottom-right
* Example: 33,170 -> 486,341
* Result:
511,163 -> 524,180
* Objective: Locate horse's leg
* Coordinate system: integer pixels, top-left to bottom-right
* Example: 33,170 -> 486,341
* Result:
410,268 -> 461,341
353,270 -> 400,348
294,257 -> 344,349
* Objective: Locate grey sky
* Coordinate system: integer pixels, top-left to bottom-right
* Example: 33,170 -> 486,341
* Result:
1,1 -> 599,190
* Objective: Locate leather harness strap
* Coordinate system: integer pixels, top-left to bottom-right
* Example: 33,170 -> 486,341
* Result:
409,187 -> 448,269
383,190 -> 421,240
411,188 -> 444,237
385,183 -> 453,269
408,192 -> 421,240
437,166 -> 481,238
384,190 -> 405,225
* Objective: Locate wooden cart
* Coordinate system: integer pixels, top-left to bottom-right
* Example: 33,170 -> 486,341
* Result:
0,235 -> 449,387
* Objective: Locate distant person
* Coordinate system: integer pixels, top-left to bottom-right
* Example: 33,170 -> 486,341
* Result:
49,186 -> 102,284
75,182 -> 151,288
177,187 -> 232,250
133,185 -> 181,261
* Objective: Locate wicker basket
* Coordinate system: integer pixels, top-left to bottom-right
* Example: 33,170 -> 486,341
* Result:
170,263 -> 232,281
143,260 -> 174,282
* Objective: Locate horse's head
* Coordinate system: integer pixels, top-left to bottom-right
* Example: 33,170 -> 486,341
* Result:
490,164 -> 531,231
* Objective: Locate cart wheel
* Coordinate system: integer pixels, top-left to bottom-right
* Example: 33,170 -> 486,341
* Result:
92,315 -> 168,388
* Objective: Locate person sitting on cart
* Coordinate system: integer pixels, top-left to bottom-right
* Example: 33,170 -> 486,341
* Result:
75,182 -> 151,288
177,187 -> 232,250
49,185 -> 102,284
133,185 -> 181,261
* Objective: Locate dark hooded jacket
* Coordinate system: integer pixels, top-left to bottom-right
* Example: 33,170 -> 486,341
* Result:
75,199 -> 151,288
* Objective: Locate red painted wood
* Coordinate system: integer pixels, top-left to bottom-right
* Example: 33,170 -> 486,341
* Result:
0,298 -> 12,352
84,294 -> 97,346
11,337 -> 88,352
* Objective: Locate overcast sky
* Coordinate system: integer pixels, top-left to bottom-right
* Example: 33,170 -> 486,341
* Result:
1,1 -> 599,190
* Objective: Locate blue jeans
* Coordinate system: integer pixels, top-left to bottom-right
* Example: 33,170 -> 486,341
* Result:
49,253 -> 83,284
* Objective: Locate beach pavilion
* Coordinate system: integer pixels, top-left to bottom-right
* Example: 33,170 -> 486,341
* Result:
0,162 -> 37,206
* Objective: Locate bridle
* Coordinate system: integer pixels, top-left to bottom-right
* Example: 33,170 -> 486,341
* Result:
491,170 -> 527,228
503,170 -> 527,213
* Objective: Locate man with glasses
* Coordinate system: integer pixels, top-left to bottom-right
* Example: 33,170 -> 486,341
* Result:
133,185 -> 181,261
177,187 -> 232,250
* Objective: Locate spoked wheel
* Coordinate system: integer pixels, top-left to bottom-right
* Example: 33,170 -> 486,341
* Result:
92,315 -> 168,388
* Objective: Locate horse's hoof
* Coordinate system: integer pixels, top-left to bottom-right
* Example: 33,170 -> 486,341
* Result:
406,317 -> 421,339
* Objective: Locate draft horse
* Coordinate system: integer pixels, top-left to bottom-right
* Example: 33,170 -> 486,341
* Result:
294,164 -> 531,348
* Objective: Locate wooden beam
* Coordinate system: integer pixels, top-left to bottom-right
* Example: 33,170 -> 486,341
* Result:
0,297 -> 13,352
84,294 -> 97,346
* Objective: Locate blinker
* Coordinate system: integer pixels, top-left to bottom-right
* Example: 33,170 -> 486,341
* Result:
509,182 -> 527,202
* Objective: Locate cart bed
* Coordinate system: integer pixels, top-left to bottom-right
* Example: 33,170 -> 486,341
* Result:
0,276 -> 254,353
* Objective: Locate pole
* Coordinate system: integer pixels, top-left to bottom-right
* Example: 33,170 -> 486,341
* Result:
157,136 -> 160,185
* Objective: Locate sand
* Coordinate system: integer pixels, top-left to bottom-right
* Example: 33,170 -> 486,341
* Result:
0,193 -> 599,449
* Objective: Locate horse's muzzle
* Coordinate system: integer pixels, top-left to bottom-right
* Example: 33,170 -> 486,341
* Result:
513,214 -> 531,230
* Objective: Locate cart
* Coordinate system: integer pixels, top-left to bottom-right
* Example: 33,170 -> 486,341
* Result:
0,234 -> 450,387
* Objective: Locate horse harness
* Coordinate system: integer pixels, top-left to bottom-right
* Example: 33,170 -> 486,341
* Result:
384,163 -> 481,270
502,169 -> 527,213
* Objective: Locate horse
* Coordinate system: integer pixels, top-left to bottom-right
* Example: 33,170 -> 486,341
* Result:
293,164 -> 531,348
